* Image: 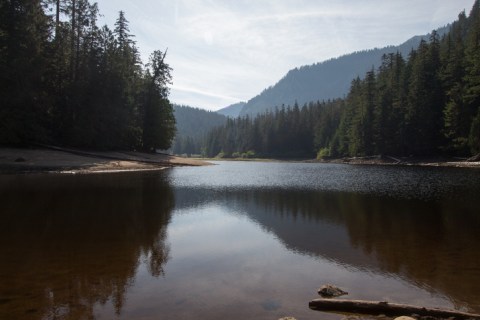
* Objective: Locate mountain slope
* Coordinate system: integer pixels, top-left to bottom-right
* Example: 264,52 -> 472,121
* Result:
240,27 -> 449,117
174,104 -> 227,137
216,102 -> 246,118
172,104 -> 227,155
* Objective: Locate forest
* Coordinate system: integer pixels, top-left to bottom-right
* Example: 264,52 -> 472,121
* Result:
171,105 -> 226,156
0,0 -> 175,151
204,1 -> 480,159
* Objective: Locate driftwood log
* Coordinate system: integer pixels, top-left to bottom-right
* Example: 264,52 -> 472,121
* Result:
309,299 -> 480,320
467,153 -> 480,162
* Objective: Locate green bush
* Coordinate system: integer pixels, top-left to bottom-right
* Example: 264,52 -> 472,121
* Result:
243,150 -> 256,158
316,148 -> 330,159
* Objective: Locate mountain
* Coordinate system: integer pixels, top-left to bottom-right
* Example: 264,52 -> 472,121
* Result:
174,104 -> 227,137
239,26 -> 450,117
172,104 -> 227,155
216,102 -> 246,118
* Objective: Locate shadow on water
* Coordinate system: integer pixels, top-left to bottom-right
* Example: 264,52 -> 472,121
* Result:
173,185 -> 480,313
2,162 -> 480,319
0,171 -> 174,320
229,189 -> 480,312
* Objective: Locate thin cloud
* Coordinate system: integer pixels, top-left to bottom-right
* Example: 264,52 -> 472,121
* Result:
98,0 -> 475,110
172,85 -> 241,102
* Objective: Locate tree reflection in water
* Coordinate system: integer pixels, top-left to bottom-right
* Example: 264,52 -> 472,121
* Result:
211,188 -> 480,313
0,172 -> 174,319
2,165 -> 480,319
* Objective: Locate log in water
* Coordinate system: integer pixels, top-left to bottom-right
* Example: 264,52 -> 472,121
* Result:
309,299 -> 480,319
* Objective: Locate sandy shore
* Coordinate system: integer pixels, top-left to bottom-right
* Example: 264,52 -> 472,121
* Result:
2,148 -> 479,173
0,147 -> 211,174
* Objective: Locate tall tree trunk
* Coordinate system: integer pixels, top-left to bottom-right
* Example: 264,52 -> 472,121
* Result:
55,0 -> 60,34
70,0 -> 76,80
75,12 -> 81,77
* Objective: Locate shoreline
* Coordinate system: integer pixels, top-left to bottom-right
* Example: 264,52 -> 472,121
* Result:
2,148 -> 480,174
0,147 -> 211,174
201,155 -> 480,168
312,155 -> 480,168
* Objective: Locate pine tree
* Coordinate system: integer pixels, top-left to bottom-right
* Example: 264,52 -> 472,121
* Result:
0,0 -> 176,150
405,34 -> 444,155
362,68 -> 376,155
143,50 -> 175,151
373,53 -> 406,155
441,12 -> 470,154
0,0 -> 51,144
464,0 -> 480,154
114,11 -> 133,49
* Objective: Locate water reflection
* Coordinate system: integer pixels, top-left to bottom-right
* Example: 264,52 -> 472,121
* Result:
0,172 -> 173,319
206,188 -> 480,312
1,162 -> 480,320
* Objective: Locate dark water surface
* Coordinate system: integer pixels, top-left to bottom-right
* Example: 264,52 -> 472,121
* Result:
1,162 -> 480,320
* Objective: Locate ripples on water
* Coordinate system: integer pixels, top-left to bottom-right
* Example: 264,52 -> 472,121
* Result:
1,162 -> 480,320
172,161 -> 479,200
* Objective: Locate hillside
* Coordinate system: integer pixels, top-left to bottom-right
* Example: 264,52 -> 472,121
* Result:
216,102 -> 246,118
172,105 -> 227,155
203,1 -> 480,158
239,27 -> 449,117
174,105 -> 226,137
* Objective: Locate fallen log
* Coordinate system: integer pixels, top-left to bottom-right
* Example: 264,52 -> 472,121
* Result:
384,155 -> 402,164
467,154 -> 480,162
309,299 -> 480,320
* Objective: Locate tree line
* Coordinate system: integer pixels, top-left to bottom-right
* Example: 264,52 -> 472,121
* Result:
0,0 -> 175,151
204,101 -> 342,158
171,105 -> 227,156
204,1 -> 480,158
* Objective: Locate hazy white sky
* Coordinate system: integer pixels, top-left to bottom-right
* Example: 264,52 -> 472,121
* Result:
97,0 -> 474,111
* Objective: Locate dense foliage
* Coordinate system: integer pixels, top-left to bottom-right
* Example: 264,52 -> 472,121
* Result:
0,0 -> 175,150
205,2 -> 480,158
172,105 -> 227,156
205,101 -> 342,158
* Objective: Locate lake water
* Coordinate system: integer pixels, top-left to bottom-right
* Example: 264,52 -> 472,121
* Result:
1,161 -> 480,320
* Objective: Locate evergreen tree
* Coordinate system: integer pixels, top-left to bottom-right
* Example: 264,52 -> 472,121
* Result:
114,11 -> 133,49
405,35 -> 443,155
441,13 -> 469,154
0,1 -> 176,150
374,53 -> 406,155
143,50 -> 175,151
464,0 -> 480,154
0,0 -> 51,144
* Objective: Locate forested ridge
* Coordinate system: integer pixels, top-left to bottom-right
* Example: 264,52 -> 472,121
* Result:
239,27 -> 450,118
204,1 -> 480,159
217,102 -> 246,118
172,105 -> 227,156
0,0 -> 175,151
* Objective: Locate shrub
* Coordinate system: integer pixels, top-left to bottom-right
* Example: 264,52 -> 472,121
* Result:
243,150 -> 256,158
316,148 -> 330,159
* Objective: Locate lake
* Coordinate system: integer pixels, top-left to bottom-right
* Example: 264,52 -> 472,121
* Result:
1,161 -> 480,320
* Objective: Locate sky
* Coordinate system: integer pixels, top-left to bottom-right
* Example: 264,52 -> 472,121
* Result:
97,0 -> 475,111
